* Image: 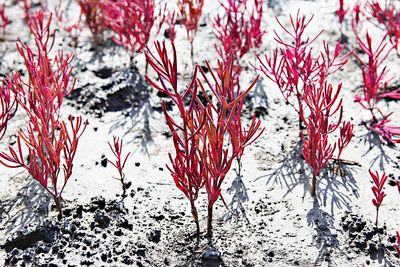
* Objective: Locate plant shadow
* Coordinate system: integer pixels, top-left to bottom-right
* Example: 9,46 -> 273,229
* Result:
222,169 -> 250,224
256,140 -> 309,199
108,67 -> 155,156
359,130 -> 399,169
317,162 -> 360,216
256,139 -> 360,216
0,173 -> 50,235
306,198 -> 340,267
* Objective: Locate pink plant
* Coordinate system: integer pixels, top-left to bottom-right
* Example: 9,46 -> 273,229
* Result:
337,121 -> 354,162
146,41 -> 263,236
353,32 -> 400,144
336,0 -> 348,27
300,82 -> 353,196
351,1 -> 362,32
213,0 -> 265,86
396,179 -> 400,194
106,0 -> 166,61
54,0 -> 83,45
197,57 -> 261,235
177,0 -> 204,63
369,169 -> 387,226
145,41 -> 206,235
77,0 -> 108,46
0,11 -> 87,220
256,11 -> 348,132
395,231 -> 400,256
0,3 -> 10,31
368,0 -> 400,51
0,83 -> 17,140
108,136 -> 131,197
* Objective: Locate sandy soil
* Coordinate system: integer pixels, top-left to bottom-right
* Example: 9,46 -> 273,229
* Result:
0,0 -> 400,266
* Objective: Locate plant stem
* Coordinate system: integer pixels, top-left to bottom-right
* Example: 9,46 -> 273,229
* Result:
311,173 -> 317,197
207,204 -> 213,237
190,40 -> 194,68
375,208 -> 379,227
191,203 -> 200,235
55,196 -> 63,221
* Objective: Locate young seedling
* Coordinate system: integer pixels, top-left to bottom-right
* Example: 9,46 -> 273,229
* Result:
336,0 -> 348,31
256,11 -> 348,133
369,169 -> 387,227
0,11 -> 88,220
213,0 -> 264,87
300,81 -> 353,196
368,0 -> 400,53
77,0 -> 107,46
177,0 -> 204,65
108,136 -> 131,197
197,57 -> 261,236
145,41 -> 206,235
353,32 -> 400,144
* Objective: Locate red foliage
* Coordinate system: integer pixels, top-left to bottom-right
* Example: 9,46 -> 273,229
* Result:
77,0 -> 108,46
197,57 -> 261,235
337,121 -> 354,161
369,169 -> 387,226
368,0 -> 400,51
397,179 -> 400,195
145,41 -> 206,235
108,136 -> 131,196
0,11 -> 87,220
300,81 -> 353,196
0,3 -> 10,31
146,41 -> 263,236
213,0 -> 264,85
256,11 -> 348,131
177,0 -> 204,44
336,0 -> 348,26
106,0 -> 165,56
353,32 -> 400,144
351,1 -> 362,31
395,231 -> 400,257
0,83 -> 17,140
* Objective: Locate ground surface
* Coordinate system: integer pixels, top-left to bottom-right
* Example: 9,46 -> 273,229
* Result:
0,0 -> 400,266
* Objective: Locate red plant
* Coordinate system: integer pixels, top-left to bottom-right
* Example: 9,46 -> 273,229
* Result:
106,0 -> 166,61
395,231 -> 400,257
351,1 -> 362,32
108,136 -> 131,197
0,11 -> 87,220
0,83 -> 17,140
337,121 -> 354,162
397,179 -> 400,194
177,0 -> 204,63
54,0 -> 83,45
0,3 -> 10,31
336,0 -> 348,27
146,41 -> 263,236
300,81 -> 353,196
256,11 -> 348,132
213,0 -> 264,86
369,169 -> 387,226
197,57 -> 261,235
77,0 -> 108,46
353,32 -> 400,144
145,41 -> 206,235
368,0 -> 400,52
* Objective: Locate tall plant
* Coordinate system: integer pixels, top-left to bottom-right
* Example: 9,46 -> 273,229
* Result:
0,11 -> 87,220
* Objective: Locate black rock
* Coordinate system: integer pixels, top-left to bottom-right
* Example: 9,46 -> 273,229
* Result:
148,229 -> 161,243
